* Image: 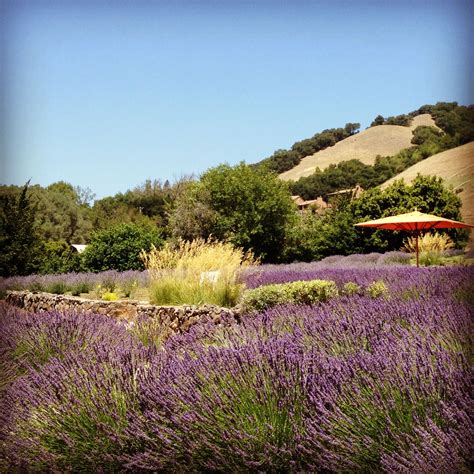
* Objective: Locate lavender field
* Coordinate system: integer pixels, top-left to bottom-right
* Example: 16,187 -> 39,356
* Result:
1,265 -> 473,472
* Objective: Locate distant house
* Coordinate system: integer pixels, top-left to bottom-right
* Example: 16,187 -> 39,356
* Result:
326,185 -> 364,205
71,244 -> 88,254
291,195 -> 328,213
291,186 -> 363,214
291,195 -> 306,207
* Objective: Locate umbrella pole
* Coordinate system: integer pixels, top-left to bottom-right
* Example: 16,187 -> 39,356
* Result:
415,230 -> 419,267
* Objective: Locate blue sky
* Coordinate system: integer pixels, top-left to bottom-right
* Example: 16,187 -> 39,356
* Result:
2,0 -> 472,199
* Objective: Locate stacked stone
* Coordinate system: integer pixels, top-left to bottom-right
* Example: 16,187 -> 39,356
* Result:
5,290 -> 241,336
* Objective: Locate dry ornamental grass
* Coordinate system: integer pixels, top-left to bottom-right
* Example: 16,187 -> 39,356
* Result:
141,238 -> 257,307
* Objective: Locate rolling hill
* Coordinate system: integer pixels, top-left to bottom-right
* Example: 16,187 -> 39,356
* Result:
381,141 -> 474,248
279,114 -> 438,181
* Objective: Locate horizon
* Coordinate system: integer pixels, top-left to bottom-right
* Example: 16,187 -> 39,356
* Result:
1,0 -> 473,199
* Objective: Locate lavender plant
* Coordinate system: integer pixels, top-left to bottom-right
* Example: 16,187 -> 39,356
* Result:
116,270 -> 140,298
1,267 -> 472,471
0,303 -> 134,393
0,270 -> 148,300
128,293 -> 473,471
1,345 -> 156,472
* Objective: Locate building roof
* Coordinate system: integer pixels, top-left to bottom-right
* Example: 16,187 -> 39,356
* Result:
291,195 -> 306,205
71,244 -> 88,254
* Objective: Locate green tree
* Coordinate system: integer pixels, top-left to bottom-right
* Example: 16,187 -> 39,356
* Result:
90,195 -> 152,232
168,183 -> 218,241
169,163 -> 295,262
1,182 -> 93,244
282,200 -> 361,263
411,125 -> 443,145
290,159 -> 378,200
351,175 -> 467,252
283,174 -> 467,261
37,240 -> 83,275
82,223 -> 163,271
256,123 -> 360,174
90,177 -> 189,234
371,115 -> 385,126
0,182 -> 40,276
31,182 -> 92,243
344,122 -> 361,135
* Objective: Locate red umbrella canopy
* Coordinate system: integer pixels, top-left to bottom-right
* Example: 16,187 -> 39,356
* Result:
354,211 -> 474,231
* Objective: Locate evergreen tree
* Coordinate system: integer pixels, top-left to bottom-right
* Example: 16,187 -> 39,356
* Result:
0,182 -> 39,276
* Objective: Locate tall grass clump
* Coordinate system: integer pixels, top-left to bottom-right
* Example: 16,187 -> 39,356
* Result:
403,231 -> 454,266
141,238 -> 256,307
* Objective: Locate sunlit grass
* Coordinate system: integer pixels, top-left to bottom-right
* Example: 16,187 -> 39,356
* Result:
142,238 -> 256,307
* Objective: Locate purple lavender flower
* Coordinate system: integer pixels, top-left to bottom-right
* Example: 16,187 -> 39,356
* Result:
1,265 -> 472,471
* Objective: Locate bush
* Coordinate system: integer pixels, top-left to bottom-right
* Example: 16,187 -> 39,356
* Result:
1,268 -> 473,472
69,274 -> 93,296
2,350 -> 149,471
240,284 -> 290,311
129,314 -> 174,349
37,240 -> 83,275
82,223 -> 163,272
102,292 -> 118,301
403,232 -> 455,267
367,280 -> 388,298
143,238 -> 255,307
418,251 -> 443,266
242,279 -> 338,311
403,231 -> 454,254
45,280 -> 69,295
99,270 -> 118,292
169,163 -> 295,262
117,271 -> 139,298
0,304 -> 135,387
342,281 -> 362,296
377,251 -> 411,265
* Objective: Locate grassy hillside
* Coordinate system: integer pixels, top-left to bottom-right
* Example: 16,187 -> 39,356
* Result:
279,114 -> 438,181
382,141 -> 474,227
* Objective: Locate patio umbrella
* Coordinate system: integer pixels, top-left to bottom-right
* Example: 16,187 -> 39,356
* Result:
354,210 -> 474,267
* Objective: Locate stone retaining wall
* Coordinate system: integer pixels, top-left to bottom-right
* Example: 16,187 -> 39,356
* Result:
5,291 -> 241,335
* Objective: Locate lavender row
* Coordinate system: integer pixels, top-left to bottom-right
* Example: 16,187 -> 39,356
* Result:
1,267 -> 473,472
242,264 -> 474,299
0,270 -> 149,298
0,251 -> 410,297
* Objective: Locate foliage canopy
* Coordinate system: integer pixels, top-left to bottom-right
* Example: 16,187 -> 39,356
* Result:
170,163 -> 295,262
0,182 -> 40,276
82,223 -> 163,272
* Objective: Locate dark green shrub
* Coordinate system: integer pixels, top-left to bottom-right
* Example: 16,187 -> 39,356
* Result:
37,240 -> 83,275
82,223 -> 163,272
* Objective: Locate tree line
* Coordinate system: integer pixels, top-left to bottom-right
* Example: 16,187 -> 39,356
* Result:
256,123 -> 361,174
1,102 -> 472,276
1,170 -> 468,277
290,102 -> 474,200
